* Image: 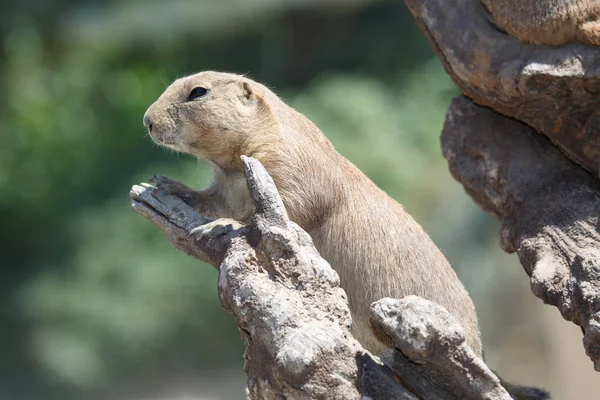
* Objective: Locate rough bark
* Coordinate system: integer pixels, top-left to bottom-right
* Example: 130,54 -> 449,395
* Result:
403,0 -> 600,372
404,0 -> 600,179
130,156 -> 513,399
373,297 -> 511,400
442,96 -> 600,370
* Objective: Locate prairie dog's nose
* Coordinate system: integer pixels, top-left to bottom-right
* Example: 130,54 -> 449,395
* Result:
143,112 -> 153,132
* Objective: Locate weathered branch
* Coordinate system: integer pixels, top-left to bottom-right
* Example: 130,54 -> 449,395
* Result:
404,0 -> 600,373
130,177 -> 224,266
404,0 -> 600,178
130,156 -> 515,399
373,297 -> 511,400
442,96 -> 600,371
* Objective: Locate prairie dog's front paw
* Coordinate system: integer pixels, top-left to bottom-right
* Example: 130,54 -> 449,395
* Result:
191,218 -> 244,239
149,175 -> 203,208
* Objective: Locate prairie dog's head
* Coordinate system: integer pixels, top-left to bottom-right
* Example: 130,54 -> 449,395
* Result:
143,71 -> 278,166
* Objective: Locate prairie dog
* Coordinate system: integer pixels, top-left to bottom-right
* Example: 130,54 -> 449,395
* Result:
142,71 -> 483,356
482,0 -> 600,46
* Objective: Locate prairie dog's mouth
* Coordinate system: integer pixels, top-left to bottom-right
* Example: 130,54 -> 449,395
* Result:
154,133 -> 196,155
155,137 -> 177,146
149,128 -> 178,146
161,141 -> 187,153
151,135 -> 186,153
149,124 -> 201,156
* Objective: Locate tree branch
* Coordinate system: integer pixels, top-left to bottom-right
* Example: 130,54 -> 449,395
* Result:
129,156 -> 515,399
404,0 -> 600,179
373,297 -> 512,400
442,96 -> 600,371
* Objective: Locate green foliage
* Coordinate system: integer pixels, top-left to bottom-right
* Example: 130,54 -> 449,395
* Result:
19,162 -> 241,387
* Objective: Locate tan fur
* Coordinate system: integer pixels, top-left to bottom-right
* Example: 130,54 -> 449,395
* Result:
482,0 -> 600,46
143,71 -> 483,356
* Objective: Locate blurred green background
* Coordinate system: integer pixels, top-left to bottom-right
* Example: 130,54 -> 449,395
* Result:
1,1 -> 598,399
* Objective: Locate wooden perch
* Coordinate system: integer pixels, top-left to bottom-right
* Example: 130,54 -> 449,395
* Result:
404,0 -> 600,178
442,96 -> 600,371
373,297 -> 512,400
404,0 -> 600,373
130,156 -> 515,399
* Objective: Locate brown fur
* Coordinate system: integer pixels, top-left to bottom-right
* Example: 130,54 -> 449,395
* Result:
482,0 -> 600,46
143,71 -> 483,357
143,71 -> 552,399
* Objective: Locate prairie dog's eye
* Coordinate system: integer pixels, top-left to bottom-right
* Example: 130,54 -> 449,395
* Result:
188,87 -> 208,100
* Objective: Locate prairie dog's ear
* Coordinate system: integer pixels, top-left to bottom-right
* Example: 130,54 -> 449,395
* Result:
242,81 -> 254,102
240,80 -> 272,118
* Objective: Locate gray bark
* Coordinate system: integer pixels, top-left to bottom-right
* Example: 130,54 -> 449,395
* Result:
404,0 -> 600,179
373,297 -> 511,400
442,97 -> 600,371
403,0 -> 600,371
130,156 -> 513,399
